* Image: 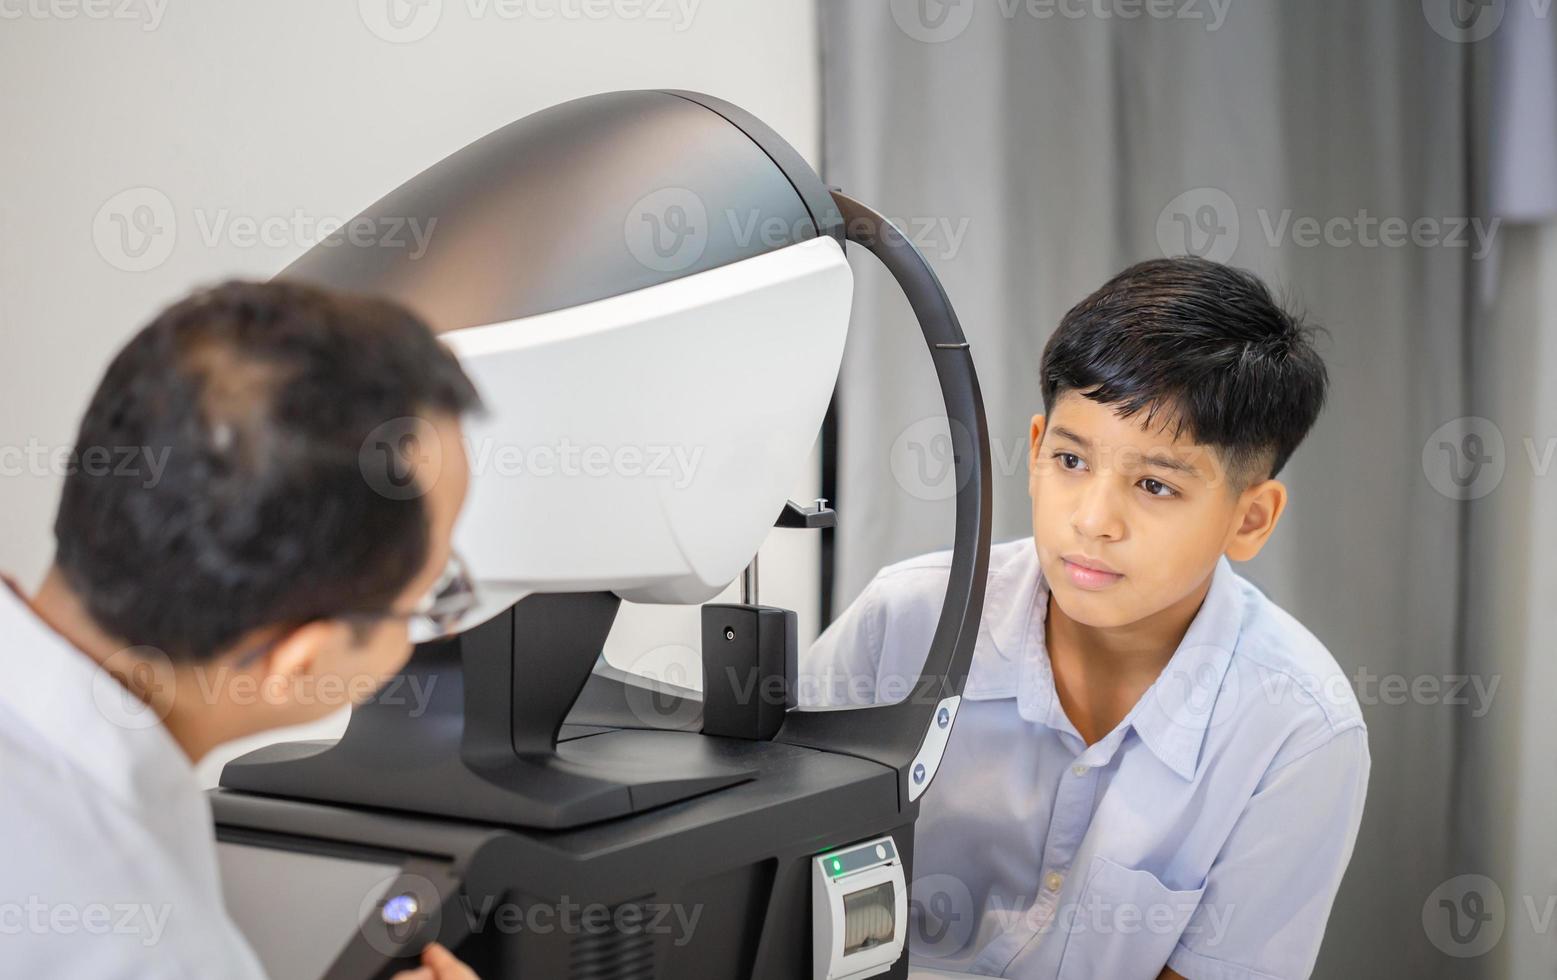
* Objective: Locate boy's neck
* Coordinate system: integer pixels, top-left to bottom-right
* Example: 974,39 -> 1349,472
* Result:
1044,571 -> 1216,744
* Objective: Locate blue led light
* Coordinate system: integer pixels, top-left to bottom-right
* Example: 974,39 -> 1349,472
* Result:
381,893 -> 420,926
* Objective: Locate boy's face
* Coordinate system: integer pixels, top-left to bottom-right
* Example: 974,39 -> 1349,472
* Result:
1028,391 -> 1282,631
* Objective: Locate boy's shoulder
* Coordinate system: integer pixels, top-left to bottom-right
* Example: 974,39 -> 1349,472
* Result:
861,537 -> 1039,642
1216,567 -> 1367,762
866,536 -> 1035,597
854,538 -> 1047,687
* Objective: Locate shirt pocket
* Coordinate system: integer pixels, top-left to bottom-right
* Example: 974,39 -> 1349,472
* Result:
1055,856 -> 1206,980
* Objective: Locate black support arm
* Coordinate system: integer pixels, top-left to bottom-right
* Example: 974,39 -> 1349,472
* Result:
774,190 -> 993,808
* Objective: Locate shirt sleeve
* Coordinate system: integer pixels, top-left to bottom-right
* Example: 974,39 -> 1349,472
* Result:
1166,724 -> 1371,980
796,574 -> 889,708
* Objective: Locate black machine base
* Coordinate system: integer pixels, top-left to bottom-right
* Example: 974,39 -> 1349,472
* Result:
213,733 -> 914,980
222,594 -> 760,829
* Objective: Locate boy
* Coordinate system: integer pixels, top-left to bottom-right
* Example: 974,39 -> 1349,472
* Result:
802,258 -> 1367,979
1,282 -> 483,978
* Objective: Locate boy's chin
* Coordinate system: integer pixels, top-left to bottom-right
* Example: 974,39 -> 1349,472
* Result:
1047,584 -> 1143,630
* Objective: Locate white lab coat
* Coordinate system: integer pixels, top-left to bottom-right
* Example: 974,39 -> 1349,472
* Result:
0,584 -> 268,979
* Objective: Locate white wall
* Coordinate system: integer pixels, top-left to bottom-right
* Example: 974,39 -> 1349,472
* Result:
0,0 -> 825,783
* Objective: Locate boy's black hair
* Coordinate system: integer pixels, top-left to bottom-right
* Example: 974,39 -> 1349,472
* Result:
1040,257 -> 1327,485
53,280 -> 482,662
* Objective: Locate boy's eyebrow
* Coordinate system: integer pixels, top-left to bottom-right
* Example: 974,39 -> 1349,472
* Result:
1051,425 -> 1203,476
1139,452 -> 1202,476
1049,426 -> 1092,449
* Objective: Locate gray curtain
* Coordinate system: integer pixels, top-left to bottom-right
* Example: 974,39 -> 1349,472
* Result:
1454,3 -> 1557,978
817,1 -> 1549,976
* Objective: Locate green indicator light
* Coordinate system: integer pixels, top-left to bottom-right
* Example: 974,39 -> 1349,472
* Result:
831,859 -> 843,874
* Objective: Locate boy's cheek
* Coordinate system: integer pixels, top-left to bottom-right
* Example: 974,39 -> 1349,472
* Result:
1029,486 -> 1071,536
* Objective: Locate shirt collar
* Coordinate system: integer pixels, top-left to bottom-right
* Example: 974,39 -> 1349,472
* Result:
1126,558 -> 1244,780
962,539 -> 1045,699
978,544 -> 1245,781
0,579 -> 198,812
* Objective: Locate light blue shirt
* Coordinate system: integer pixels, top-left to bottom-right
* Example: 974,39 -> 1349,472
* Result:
799,538 -> 1369,980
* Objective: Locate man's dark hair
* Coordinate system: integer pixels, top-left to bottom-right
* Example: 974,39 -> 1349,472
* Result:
1040,257 -> 1327,485
54,280 -> 482,662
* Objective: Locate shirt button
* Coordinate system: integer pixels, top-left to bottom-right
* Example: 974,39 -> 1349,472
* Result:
1045,871 -> 1064,892
1071,763 -> 1089,776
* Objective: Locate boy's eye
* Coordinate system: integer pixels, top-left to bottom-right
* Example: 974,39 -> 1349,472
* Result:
1139,477 -> 1177,498
1052,451 -> 1085,471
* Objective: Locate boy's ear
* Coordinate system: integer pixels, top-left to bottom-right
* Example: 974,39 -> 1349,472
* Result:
1028,414 -> 1048,475
1225,478 -> 1288,561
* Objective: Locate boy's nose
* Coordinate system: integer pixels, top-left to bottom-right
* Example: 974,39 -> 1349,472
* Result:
1071,481 -> 1125,541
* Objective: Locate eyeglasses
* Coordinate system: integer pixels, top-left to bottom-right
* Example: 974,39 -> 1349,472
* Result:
381,550 -> 480,645
336,550 -> 479,645
234,551 -> 479,667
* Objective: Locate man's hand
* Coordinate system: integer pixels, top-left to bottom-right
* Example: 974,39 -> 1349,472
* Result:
392,942 -> 479,980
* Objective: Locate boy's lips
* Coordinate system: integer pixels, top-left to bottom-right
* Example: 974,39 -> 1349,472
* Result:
1060,554 -> 1124,590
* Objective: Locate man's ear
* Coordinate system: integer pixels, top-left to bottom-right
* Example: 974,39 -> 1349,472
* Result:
1225,478 -> 1288,561
249,620 -> 347,684
1028,414 -> 1048,476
